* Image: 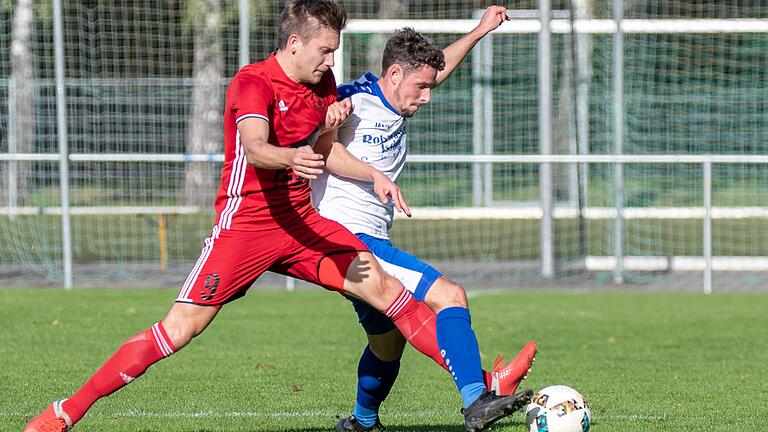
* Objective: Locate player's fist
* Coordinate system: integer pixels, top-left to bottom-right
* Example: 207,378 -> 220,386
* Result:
324,99 -> 353,130
290,145 -> 325,180
475,5 -> 510,35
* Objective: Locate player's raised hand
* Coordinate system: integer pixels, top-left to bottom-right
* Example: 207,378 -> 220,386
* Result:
290,145 -> 325,180
475,5 -> 510,35
372,171 -> 411,217
324,99 -> 353,130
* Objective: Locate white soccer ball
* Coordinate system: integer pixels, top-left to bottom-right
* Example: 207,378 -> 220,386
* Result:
525,385 -> 592,432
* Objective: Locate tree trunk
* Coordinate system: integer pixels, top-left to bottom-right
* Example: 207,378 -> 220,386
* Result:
182,0 -> 223,207
366,0 -> 410,76
4,0 -> 36,207
553,0 -> 593,206
553,40 -> 575,203
573,0 -> 593,209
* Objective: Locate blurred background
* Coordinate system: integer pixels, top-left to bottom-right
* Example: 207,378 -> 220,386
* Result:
1,1 -> 767,291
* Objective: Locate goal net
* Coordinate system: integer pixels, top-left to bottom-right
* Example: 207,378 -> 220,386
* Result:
1,1 -> 767,290
339,4 -> 768,290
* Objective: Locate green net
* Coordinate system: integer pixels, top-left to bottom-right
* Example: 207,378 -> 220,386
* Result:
1,1 -> 767,289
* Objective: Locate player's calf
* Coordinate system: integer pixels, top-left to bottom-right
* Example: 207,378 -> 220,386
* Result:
367,329 -> 407,362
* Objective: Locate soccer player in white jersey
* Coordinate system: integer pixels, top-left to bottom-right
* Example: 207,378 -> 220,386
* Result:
311,6 -> 538,432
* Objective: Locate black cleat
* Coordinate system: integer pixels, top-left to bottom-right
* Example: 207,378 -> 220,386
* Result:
335,415 -> 385,431
462,388 -> 533,432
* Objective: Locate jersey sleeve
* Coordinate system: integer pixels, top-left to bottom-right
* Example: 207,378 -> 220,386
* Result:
229,74 -> 274,124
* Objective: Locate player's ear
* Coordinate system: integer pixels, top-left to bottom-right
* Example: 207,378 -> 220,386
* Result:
287,34 -> 300,54
388,63 -> 403,86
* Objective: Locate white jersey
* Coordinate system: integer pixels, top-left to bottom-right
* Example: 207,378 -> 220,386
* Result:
312,73 -> 407,239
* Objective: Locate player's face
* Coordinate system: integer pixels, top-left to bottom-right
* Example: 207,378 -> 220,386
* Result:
394,65 -> 437,118
294,27 -> 339,84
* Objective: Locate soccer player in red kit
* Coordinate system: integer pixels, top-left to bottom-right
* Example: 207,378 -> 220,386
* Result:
24,2 -> 530,431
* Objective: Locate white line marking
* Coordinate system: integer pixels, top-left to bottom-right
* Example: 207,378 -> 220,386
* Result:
6,411 -> 678,421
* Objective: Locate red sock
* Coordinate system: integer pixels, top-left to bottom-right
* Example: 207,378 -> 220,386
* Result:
61,322 -> 176,424
384,289 -> 494,390
384,289 -> 448,369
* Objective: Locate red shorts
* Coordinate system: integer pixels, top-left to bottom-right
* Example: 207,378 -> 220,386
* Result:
175,210 -> 368,306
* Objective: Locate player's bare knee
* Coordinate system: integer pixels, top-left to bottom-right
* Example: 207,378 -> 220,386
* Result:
160,320 -> 195,350
162,303 -> 218,349
357,269 -> 405,312
440,285 -> 468,309
425,277 -> 468,311
382,273 -> 407,299
369,274 -> 402,311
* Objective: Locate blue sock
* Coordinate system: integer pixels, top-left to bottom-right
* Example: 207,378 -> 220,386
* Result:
436,307 -> 486,408
353,345 -> 400,428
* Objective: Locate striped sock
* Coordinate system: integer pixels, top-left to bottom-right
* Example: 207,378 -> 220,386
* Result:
61,322 -> 176,425
383,289 -> 448,369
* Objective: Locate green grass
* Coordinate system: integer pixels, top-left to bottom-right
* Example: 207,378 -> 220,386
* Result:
2,288 -> 767,431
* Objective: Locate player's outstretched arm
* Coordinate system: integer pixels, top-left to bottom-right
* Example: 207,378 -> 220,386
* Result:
435,5 -> 509,87
239,117 -> 325,179
315,128 -> 411,216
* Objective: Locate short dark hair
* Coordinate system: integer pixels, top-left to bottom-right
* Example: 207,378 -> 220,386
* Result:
381,27 -> 445,75
277,0 -> 347,49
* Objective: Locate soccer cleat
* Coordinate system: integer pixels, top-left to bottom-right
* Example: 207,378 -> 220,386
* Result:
335,415 -> 385,431
462,388 -> 533,432
491,341 -> 537,396
24,400 -> 72,432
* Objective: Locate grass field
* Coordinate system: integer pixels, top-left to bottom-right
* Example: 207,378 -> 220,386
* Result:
2,288 -> 767,431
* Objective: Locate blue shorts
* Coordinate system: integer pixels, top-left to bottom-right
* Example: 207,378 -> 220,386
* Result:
346,233 -> 442,335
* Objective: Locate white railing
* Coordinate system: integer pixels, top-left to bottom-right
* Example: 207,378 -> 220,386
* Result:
2,153 -> 767,294
342,18 -> 768,35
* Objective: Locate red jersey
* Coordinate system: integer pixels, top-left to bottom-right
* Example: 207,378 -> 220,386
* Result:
215,54 -> 337,230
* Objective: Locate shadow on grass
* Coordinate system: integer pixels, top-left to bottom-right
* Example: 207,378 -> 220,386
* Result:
177,418 -> 528,432
182,427 -> 465,432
